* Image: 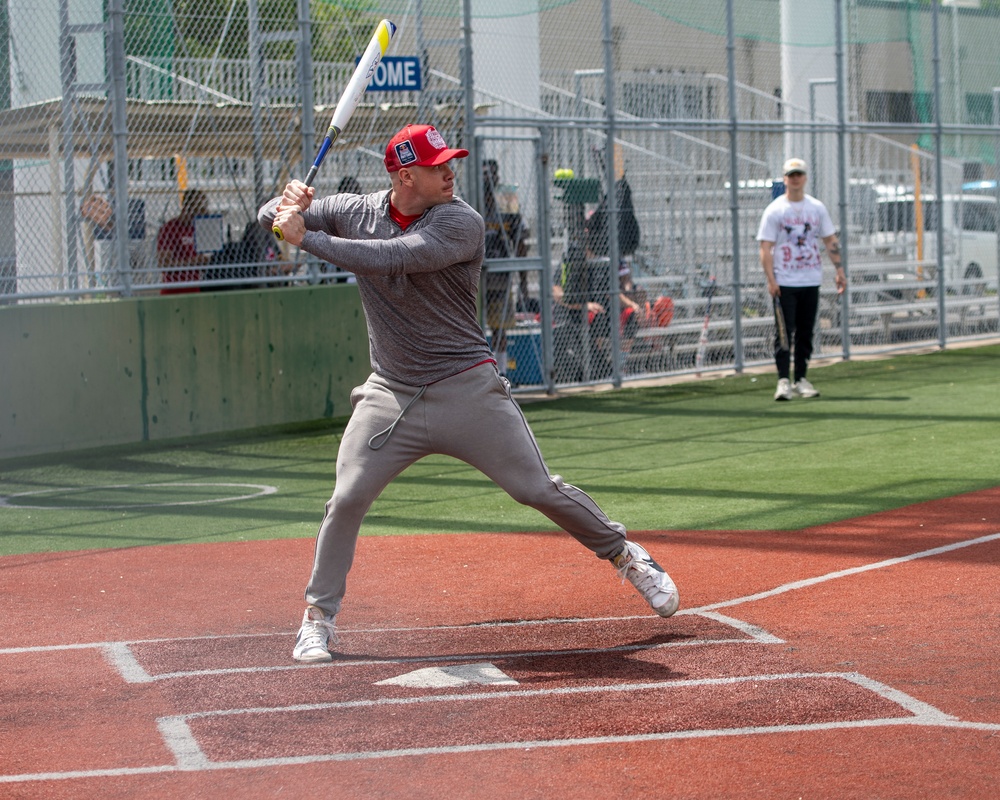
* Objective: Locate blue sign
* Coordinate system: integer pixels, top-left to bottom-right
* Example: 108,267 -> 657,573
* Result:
358,56 -> 422,92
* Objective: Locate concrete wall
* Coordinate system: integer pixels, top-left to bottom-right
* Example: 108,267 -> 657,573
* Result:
0,286 -> 370,458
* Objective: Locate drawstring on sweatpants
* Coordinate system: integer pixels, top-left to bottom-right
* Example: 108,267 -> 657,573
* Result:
368,384 -> 427,450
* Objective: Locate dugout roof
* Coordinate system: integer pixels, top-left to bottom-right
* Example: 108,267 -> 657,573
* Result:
0,97 -> 487,162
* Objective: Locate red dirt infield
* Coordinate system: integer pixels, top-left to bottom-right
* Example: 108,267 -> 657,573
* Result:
1,487 -> 998,799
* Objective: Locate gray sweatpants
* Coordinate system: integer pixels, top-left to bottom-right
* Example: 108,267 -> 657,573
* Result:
305,362 -> 628,614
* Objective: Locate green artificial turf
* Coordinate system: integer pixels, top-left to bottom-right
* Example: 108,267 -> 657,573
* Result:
1,345 -> 997,556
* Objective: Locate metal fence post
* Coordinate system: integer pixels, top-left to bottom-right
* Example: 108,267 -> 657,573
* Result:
462,0 -> 476,205
602,0 -> 622,386
836,0 -> 851,360
109,0 -> 132,296
727,0 -> 744,373
536,128 -> 556,394
248,0 -> 266,209
297,0 -> 315,181
932,0 -> 947,348
58,0 -> 78,291
994,88 -> 1000,325
809,78 -> 835,203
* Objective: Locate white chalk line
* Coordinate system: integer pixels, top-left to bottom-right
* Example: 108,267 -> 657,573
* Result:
5,671 -> 998,784
679,531 -> 1000,615
0,482 -> 278,510
3,614 -> 778,683
0,614 -> 702,652
142,635 -> 764,682
166,671 -> 950,723
6,717 -> 998,786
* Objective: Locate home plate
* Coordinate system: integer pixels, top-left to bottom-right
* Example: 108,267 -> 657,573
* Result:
376,662 -> 519,689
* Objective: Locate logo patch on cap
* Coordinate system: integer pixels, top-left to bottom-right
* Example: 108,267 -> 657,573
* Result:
394,140 -> 417,167
425,128 -> 447,150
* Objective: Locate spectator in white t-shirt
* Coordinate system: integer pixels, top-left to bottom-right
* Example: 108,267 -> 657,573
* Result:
756,158 -> 847,401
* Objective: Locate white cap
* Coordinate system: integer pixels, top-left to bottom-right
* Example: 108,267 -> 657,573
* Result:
783,158 -> 807,175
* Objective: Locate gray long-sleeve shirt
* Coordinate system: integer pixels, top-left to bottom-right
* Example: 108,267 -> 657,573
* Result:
260,190 -> 492,386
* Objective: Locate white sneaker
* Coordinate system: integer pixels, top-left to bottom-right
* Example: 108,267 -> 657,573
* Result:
292,605 -> 337,663
774,378 -> 794,401
793,378 -> 820,398
612,541 -> 680,618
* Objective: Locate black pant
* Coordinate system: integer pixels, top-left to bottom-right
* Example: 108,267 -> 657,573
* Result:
775,285 -> 819,382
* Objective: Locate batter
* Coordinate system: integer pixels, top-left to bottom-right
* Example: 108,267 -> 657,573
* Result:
259,124 -> 680,663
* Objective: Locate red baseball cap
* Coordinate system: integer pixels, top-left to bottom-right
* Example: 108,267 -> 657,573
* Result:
384,124 -> 469,172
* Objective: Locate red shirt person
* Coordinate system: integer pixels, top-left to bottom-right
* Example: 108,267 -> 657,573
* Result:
157,190 -> 211,294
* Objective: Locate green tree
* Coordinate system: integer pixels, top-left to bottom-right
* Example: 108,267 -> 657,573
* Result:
126,0 -> 382,63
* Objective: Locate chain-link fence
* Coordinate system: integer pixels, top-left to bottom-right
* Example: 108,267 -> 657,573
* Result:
2,0 -> 999,390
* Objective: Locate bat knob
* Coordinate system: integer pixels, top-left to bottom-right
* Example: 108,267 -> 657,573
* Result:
272,225 -> 285,241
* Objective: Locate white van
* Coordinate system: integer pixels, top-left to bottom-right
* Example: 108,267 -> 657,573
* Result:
861,191 -> 998,289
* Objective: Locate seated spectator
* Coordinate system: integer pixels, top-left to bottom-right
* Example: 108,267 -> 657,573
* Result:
80,193 -> 150,282
157,190 -> 212,295
204,221 -> 282,292
552,261 -> 651,379
81,194 -> 114,235
613,262 -> 650,355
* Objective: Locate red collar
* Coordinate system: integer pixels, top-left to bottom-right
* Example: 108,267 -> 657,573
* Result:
388,200 -> 423,231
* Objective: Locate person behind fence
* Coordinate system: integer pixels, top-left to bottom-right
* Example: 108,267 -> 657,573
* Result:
157,189 -> 212,295
81,194 -> 114,236
756,157 -> 846,402
204,220 -> 282,291
552,261 -> 648,379
614,262 -> 650,356
482,158 -> 528,375
583,173 -> 641,261
80,193 -> 148,275
259,122 -> 680,663
554,185 -> 643,380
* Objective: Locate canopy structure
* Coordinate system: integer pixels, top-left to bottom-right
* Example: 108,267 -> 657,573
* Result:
0,96 -> 487,162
